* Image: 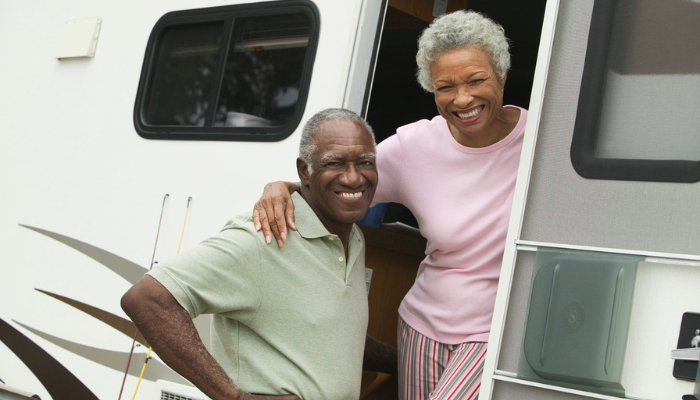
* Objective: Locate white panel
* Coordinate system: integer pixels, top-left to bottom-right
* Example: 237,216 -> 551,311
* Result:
621,261 -> 700,399
54,17 -> 102,59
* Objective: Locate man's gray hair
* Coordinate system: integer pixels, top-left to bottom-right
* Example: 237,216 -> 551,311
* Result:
416,10 -> 511,92
299,108 -> 376,174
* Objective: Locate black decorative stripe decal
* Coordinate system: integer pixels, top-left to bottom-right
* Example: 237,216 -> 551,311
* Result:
0,317 -> 99,400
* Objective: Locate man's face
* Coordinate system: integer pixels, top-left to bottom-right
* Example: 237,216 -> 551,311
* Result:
298,119 -> 378,234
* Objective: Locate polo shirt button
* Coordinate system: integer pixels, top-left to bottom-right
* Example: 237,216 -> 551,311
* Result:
339,256 -> 344,262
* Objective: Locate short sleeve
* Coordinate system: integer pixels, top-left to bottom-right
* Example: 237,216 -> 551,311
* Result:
373,133 -> 404,205
148,226 -> 263,323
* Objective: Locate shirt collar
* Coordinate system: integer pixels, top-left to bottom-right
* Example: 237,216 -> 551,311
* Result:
293,192 -> 363,249
292,192 -> 334,239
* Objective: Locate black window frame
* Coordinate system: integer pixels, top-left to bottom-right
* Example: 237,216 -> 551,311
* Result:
134,0 -> 320,142
570,0 -> 700,183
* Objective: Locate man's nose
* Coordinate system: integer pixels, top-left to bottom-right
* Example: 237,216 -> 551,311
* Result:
340,164 -> 363,187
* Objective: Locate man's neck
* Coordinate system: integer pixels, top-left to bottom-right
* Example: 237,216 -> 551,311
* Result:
335,229 -> 352,257
299,190 -> 353,256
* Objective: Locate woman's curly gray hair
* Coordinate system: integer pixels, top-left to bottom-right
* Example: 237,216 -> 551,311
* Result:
416,10 -> 511,92
299,108 -> 376,174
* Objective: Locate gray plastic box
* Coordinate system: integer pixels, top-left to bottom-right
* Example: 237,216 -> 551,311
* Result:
518,248 -> 641,396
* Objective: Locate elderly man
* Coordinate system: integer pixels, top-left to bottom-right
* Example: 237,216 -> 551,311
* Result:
121,108 -> 394,400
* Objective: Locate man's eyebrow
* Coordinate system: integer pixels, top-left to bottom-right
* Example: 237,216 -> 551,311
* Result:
360,153 -> 376,160
318,153 -> 376,163
319,154 -> 345,163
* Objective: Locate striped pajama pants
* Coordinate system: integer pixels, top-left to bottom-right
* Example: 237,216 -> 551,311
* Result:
397,317 -> 487,400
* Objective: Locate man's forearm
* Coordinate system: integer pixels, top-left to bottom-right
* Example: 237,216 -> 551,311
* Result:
121,276 -> 242,400
362,335 -> 398,374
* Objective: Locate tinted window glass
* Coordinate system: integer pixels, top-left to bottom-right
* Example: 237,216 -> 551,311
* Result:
134,1 -> 319,141
145,22 -> 223,126
570,0 -> 700,182
215,14 -> 310,128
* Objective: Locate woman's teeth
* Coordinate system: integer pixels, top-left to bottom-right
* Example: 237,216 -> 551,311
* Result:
456,106 -> 483,119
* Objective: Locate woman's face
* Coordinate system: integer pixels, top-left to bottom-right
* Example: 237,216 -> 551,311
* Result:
431,46 -> 506,148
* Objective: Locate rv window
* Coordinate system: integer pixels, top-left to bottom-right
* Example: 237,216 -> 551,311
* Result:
134,1 -> 319,141
570,0 -> 700,182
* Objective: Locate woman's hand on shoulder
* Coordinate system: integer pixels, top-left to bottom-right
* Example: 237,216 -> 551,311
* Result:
253,181 -> 299,248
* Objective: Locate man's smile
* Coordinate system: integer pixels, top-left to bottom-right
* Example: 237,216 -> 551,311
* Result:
338,191 -> 364,199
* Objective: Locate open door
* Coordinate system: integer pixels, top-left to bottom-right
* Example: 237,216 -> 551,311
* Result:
365,0 -> 546,227
358,1 -> 546,398
482,0 -> 700,399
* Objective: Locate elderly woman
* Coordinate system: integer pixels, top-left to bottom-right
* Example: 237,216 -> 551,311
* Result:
254,11 -> 526,400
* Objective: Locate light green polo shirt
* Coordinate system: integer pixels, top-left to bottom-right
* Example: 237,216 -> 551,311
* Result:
149,192 -> 368,399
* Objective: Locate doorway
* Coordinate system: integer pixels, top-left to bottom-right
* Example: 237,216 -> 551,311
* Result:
365,0 -> 547,228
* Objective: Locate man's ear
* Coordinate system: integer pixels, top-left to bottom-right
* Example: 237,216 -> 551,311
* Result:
297,158 -> 310,186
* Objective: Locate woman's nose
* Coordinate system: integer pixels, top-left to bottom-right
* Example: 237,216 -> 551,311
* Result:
454,86 -> 473,107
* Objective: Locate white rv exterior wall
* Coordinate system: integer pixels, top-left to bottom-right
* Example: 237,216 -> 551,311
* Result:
0,0 -> 379,398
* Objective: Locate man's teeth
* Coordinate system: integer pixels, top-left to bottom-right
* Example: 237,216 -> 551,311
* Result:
456,107 -> 482,119
340,192 -> 362,198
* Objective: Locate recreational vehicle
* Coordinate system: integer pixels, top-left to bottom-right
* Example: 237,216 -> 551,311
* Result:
2,0 -> 698,399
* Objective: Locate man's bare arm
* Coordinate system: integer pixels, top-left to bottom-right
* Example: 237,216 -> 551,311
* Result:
121,275 -> 299,400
